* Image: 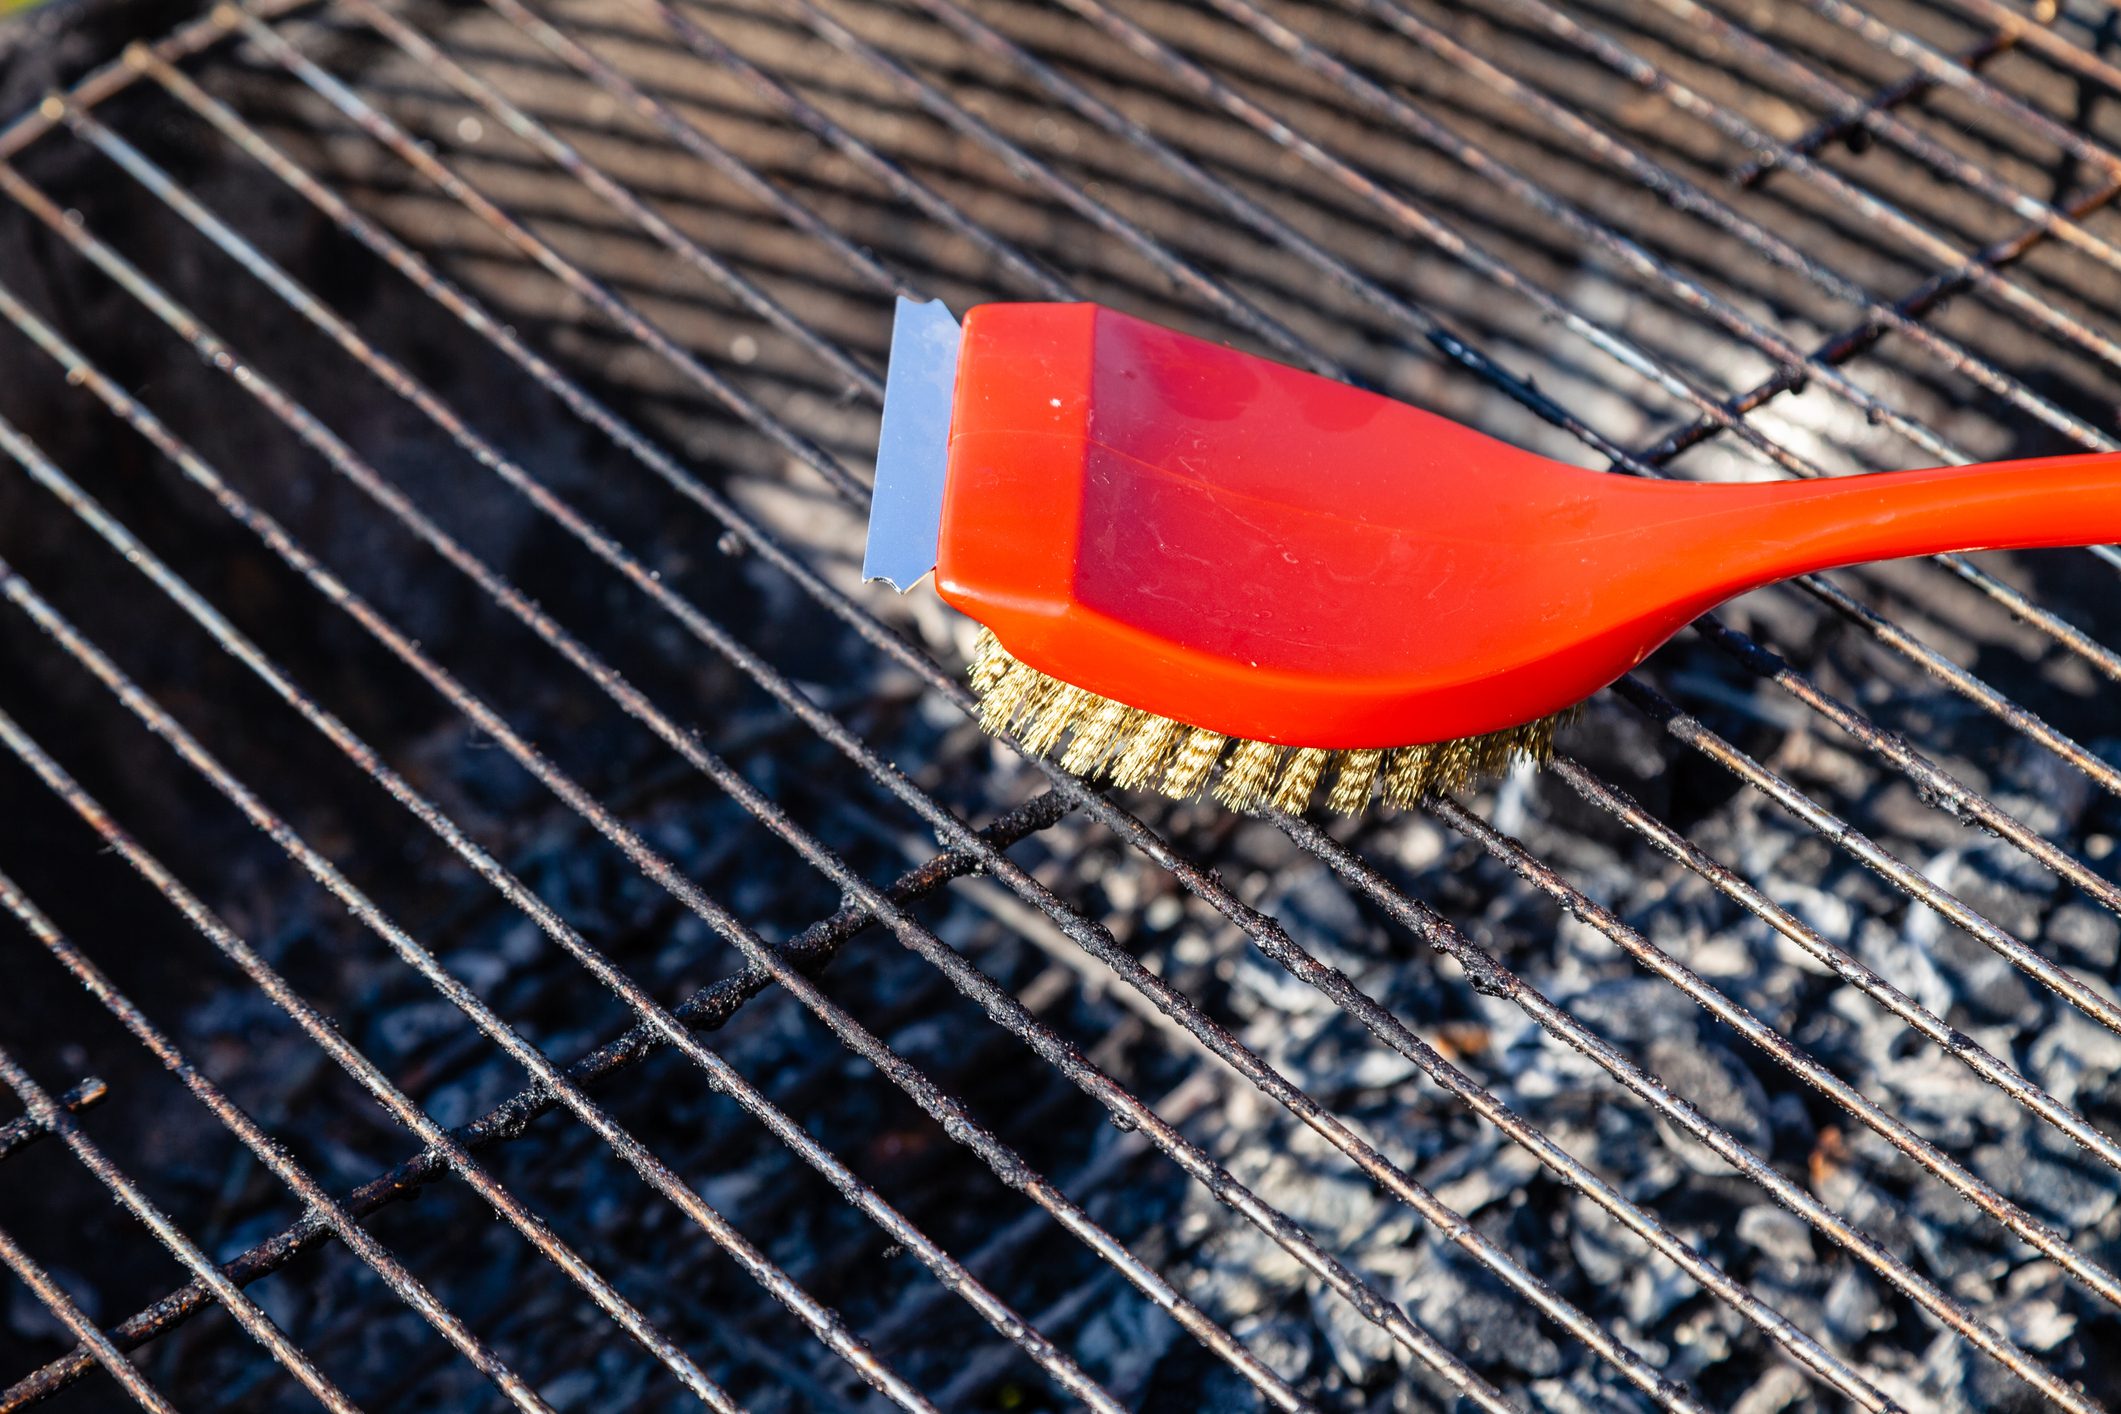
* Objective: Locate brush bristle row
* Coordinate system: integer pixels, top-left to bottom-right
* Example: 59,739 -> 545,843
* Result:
1164,726 -> 1228,798
1212,739 -> 1283,811
966,628 -> 1570,815
1327,749 -> 1382,815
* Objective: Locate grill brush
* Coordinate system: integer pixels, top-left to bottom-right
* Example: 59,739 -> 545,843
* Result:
865,299 -> 2121,814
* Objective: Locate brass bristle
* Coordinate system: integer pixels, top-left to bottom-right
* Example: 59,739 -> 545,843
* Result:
961,632 -> 1569,815
1111,714 -> 1182,790
1162,726 -> 1227,798
976,657 -> 1040,735
1271,747 -> 1328,814
1430,736 -> 1479,796
1327,748 -> 1382,814
1381,744 -> 1433,809
1061,695 -> 1137,775
1213,739 -> 1283,811
968,626 -> 1011,697
1020,682 -> 1091,756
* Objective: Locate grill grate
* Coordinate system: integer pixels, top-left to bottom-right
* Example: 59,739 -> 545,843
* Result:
1,0 -> 2119,1409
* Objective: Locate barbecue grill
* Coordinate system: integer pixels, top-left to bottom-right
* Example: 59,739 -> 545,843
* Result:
1,0 -> 2118,1407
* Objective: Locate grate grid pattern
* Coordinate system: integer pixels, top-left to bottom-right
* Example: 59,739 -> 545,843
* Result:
1,0 -> 2119,1409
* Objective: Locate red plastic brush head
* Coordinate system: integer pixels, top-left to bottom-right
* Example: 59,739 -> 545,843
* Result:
936,302 -> 1724,748
864,299 -> 2121,808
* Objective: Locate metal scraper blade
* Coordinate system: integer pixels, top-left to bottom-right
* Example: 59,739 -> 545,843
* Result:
862,296 -> 962,592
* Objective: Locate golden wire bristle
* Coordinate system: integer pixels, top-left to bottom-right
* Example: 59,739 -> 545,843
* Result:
1213,739 -> 1284,811
1020,681 -> 1091,756
1111,714 -> 1182,790
1061,695 -> 1137,775
1163,726 -> 1227,798
1381,744 -> 1434,809
976,656 -> 1040,735
964,634 -> 1569,815
969,626 -> 1011,697
1272,747 -> 1328,814
1327,748 -> 1382,814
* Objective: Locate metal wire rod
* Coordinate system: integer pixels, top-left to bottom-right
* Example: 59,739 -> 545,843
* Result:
0,1221 -> 175,1413
1152,0 -> 2121,678
1423,791 -> 2121,1307
8,792 -> 1071,1410
136,19 -> 1925,1407
0,0 -> 306,159
0,871 -> 558,1413
100,42 -> 1709,1410
1545,753 -> 2121,1173
1935,0 -> 2121,93
1731,22 -> 2025,185
0,1078 -> 107,1164
1274,811 -> 2095,1414
1790,0 -> 2121,183
341,0 -> 885,405
0,449 -> 952,1414
13,109 -> 1309,1414
103,8 -> 2087,1407
0,1034 -> 358,1412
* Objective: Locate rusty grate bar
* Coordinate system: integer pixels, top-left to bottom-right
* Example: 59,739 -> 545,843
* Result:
0,1027 -> 358,1411
0,872 -> 557,1412
57,9 -> 1850,1406
0,1077 -> 107,1164
2,0 -> 2118,1408
0,1218 -> 173,1413
3,791 -> 1070,1407
88,24 -> 1705,1410
88,23 -> 1707,1409
1731,21 -> 2029,187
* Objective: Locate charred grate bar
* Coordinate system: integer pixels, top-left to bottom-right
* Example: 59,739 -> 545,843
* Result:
0,0 -> 2117,1409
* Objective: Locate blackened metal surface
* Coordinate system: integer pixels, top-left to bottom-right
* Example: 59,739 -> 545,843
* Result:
1,1 -> 2119,1410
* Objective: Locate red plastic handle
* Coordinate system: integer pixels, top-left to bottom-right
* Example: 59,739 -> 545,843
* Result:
935,303 -> 2121,748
